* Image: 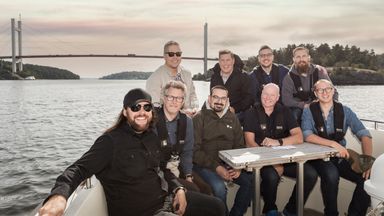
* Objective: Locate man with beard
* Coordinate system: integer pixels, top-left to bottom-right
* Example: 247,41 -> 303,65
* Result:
243,83 -> 318,216
146,40 -> 199,116
249,45 -> 289,106
302,79 -> 373,216
282,46 -> 337,122
193,85 -> 253,216
209,49 -> 254,124
39,88 -> 225,216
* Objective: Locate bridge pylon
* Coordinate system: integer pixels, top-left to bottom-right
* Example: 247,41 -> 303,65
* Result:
11,17 -> 23,73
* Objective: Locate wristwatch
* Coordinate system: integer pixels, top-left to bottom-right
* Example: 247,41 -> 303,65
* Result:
278,139 -> 283,146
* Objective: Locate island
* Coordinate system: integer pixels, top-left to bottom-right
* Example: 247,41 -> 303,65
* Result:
0,60 -> 80,80
99,71 -> 152,80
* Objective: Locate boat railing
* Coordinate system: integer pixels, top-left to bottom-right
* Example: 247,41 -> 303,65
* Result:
361,119 -> 384,130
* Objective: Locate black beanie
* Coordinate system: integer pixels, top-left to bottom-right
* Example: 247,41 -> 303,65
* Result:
123,88 -> 152,108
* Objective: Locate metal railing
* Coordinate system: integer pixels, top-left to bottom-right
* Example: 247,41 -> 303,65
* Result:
361,119 -> 384,130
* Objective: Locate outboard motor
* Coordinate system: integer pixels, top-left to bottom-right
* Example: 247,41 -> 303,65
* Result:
365,153 -> 384,215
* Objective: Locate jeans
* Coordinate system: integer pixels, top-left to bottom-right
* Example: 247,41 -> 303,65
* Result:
310,158 -> 370,216
260,163 -> 318,214
194,165 -> 253,216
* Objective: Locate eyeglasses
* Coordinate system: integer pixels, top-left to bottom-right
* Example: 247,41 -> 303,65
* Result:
258,53 -> 273,58
165,95 -> 184,103
129,103 -> 153,112
315,87 -> 333,94
166,52 -> 182,57
211,95 -> 227,101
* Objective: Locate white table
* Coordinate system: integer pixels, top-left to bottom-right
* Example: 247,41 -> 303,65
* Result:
219,143 -> 338,216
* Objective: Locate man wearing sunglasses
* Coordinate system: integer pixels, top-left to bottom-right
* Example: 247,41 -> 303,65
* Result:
146,40 -> 199,116
302,79 -> 373,216
39,88 -> 225,216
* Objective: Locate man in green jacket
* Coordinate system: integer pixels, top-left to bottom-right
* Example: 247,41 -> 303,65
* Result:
193,85 -> 253,216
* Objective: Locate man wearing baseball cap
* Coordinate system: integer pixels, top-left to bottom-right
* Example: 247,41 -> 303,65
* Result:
39,88 -> 225,216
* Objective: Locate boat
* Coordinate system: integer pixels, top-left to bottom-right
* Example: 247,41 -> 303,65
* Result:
31,121 -> 384,216
25,76 -> 36,80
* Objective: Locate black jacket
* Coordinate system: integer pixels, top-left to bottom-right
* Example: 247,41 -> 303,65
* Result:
210,67 -> 254,113
47,123 -> 181,216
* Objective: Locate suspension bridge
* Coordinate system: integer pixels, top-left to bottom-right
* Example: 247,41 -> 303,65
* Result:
0,18 -> 217,75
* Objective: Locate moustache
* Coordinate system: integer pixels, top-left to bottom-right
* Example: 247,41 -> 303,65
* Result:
214,103 -> 224,106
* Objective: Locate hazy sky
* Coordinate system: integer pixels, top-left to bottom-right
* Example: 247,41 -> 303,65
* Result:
0,0 -> 383,78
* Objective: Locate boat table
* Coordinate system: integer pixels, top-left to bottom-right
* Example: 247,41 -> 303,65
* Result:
219,142 -> 338,216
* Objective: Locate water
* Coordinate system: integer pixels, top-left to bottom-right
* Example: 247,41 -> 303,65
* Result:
0,79 -> 383,216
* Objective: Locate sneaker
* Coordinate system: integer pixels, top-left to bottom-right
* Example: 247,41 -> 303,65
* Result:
265,209 -> 279,216
282,208 -> 297,216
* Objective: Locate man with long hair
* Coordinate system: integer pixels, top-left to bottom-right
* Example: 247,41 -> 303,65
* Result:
39,88 -> 225,216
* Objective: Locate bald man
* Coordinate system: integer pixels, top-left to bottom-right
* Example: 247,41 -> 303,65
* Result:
243,83 -> 318,216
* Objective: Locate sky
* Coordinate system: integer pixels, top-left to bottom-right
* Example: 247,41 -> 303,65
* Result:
0,0 -> 383,78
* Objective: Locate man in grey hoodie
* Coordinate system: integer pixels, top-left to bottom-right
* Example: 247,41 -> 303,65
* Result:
282,46 -> 337,122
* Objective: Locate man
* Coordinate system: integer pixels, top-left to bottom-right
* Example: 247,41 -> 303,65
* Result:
193,85 -> 253,216
249,45 -> 289,105
302,79 -> 373,216
209,49 -> 254,124
282,46 -> 337,121
243,83 -> 318,216
156,80 -> 211,194
146,40 -> 199,116
39,88 -> 225,216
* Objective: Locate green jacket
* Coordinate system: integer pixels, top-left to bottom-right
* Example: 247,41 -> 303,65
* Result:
192,103 -> 245,171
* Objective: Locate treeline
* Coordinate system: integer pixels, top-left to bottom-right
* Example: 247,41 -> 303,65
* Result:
193,43 -> 384,85
243,43 -> 384,72
100,71 -> 153,80
0,60 -> 80,80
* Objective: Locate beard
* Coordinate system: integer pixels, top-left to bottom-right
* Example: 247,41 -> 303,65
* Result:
296,61 -> 310,75
127,114 -> 152,133
212,102 -> 224,112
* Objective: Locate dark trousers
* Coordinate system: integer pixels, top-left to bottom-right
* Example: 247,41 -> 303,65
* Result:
260,163 -> 318,214
310,158 -> 370,216
184,191 -> 226,216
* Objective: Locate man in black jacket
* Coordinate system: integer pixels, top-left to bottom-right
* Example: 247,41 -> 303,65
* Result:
39,88 -> 225,216
209,49 -> 254,124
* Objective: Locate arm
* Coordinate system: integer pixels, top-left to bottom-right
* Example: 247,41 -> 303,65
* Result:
39,135 -> 113,215
244,131 -> 259,147
282,74 -> 305,109
145,70 -> 162,107
233,115 -> 245,149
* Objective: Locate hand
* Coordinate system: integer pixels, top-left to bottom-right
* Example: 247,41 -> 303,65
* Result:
216,165 -> 231,181
183,109 -> 197,117
331,141 -> 349,158
273,164 -> 284,176
186,176 -> 193,183
229,106 -> 235,113
261,138 -> 279,147
362,168 -> 371,180
173,189 -> 187,215
228,169 -> 241,179
38,195 -> 67,216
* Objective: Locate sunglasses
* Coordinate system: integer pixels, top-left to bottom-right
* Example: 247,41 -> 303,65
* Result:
166,52 -> 182,57
130,103 -> 153,112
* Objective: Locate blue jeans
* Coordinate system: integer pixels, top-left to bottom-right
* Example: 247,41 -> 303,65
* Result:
193,165 -> 253,216
310,158 -> 370,216
260,163 -> 318,214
